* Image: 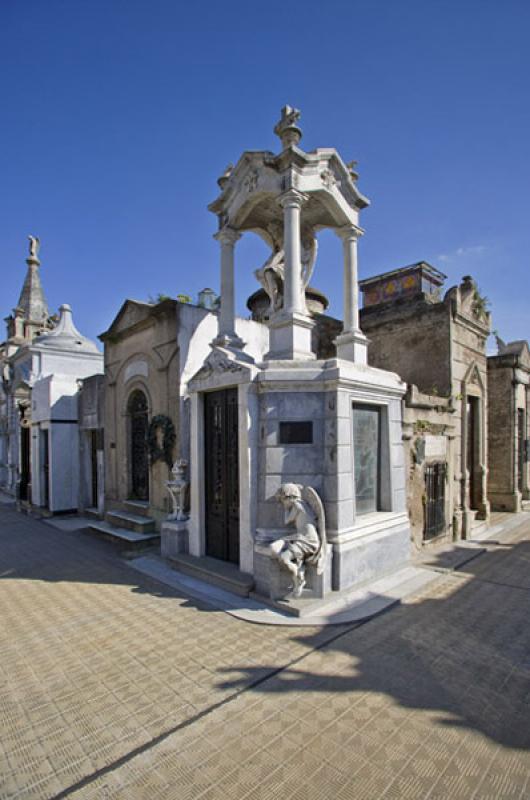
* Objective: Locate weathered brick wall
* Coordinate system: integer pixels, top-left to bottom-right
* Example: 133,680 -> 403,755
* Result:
360,300 -> 451,395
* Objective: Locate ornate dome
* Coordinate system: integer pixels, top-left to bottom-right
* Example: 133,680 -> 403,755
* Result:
34,304 -> 100,354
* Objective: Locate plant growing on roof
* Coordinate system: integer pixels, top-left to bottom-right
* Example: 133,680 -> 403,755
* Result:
471,283 -> 490,321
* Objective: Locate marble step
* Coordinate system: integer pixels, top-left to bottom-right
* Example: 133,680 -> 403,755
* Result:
123,500 -> 151,518
167,553 -> 254,597
88,521 -> 159,549
83,507 -> 101,520
105,510 -> 156,533
470,518 -> 489,538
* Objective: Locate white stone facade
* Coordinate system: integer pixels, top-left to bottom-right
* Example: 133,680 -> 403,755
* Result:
176,107 -> 411,607
0,242 -> 103,513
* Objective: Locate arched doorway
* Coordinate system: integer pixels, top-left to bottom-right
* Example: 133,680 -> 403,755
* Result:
128,389 -> 149,501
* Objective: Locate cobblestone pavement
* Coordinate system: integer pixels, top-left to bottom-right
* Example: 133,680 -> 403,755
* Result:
1,508 -> 530,799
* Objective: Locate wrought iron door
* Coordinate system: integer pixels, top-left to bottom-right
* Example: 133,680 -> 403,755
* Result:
129,390 -> 149,501
204,388 -> 240,564
466,397 -> 480,510
424,462 -> 446,540
42,430 -> 50,509
19,425 -> 31,502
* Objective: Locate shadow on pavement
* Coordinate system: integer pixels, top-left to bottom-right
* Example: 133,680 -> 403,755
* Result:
216,537 -> 530,752
2,505 -> 530,753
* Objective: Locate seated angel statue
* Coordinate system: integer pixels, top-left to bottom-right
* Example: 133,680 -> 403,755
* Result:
270,483 -> 327,597
254,249 -> 285,314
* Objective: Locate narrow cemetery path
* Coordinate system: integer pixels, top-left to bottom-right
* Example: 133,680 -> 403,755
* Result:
1,507 -> 530,799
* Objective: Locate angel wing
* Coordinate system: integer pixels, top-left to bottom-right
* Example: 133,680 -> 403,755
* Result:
302,485 -> 327,574
301,236 -> 318,289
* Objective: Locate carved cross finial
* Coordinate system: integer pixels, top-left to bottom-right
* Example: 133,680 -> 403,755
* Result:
274,105 -> 302,149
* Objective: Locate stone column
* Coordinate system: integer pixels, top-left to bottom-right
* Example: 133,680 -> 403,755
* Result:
279,190 -> 306,314
213,227 -> 244,349
266,190 -> 315,361
334,225 -> 368,364
341,227 -> 360,332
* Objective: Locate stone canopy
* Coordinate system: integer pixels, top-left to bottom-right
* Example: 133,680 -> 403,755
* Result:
208,120 -> 369,247
207,106 -> 371,362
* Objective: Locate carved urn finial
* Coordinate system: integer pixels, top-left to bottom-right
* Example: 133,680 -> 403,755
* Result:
166,459 -> 189,522
274,105 -> 302,149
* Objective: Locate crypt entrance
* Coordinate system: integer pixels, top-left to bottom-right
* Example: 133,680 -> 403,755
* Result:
204,388 -> 240,564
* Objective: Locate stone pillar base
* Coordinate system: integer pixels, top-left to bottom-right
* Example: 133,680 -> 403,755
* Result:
266,311 -> 315,361
330,512 -> 410,592
452,508 -> 463,540
253,542 -> 332,601
211,332 -> 246,350
488,491 -> 521,513
334,330 -> 368,364
161,520 -> 189,558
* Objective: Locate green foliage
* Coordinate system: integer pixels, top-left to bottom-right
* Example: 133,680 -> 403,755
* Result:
148,415 -> 176,467
148,293 -> 172,304
471,283 -> 490,320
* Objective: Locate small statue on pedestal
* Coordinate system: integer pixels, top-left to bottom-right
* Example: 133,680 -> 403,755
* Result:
270,483 -> 327,597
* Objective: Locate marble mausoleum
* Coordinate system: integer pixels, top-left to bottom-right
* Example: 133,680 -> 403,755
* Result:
161,107 -> 411,610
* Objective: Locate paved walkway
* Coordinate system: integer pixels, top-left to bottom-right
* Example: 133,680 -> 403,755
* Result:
1,508 -> 530,799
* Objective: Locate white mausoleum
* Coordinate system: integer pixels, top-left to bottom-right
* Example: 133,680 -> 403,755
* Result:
0,238 -> 103,512
164,107 -> 411,611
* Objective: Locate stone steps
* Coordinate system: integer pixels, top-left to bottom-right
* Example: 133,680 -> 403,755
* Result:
88,521 -> 160,550
123,500 -> 151,518
167,553 -> 254,597
84,507 -> 101,521
105,510 -> 156,534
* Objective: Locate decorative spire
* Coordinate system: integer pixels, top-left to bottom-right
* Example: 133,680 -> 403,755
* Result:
16,235 -> 49,323
274,105 -> 303,149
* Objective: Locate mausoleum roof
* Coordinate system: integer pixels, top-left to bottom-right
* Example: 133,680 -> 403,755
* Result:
33,304 -> 100,354
208,106 -> 369,243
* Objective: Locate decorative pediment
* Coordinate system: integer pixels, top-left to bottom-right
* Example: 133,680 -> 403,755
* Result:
192,349 -> 245,382
462,360 -> 485,393
101,300 -> 155,340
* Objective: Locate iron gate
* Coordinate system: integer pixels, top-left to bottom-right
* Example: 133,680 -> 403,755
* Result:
424,462 -> 446,540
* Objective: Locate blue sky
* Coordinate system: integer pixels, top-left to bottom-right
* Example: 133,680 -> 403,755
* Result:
1,0 -> 529,348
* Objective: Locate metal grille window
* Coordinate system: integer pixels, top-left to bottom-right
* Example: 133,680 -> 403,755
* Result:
424,462 -> 446,540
